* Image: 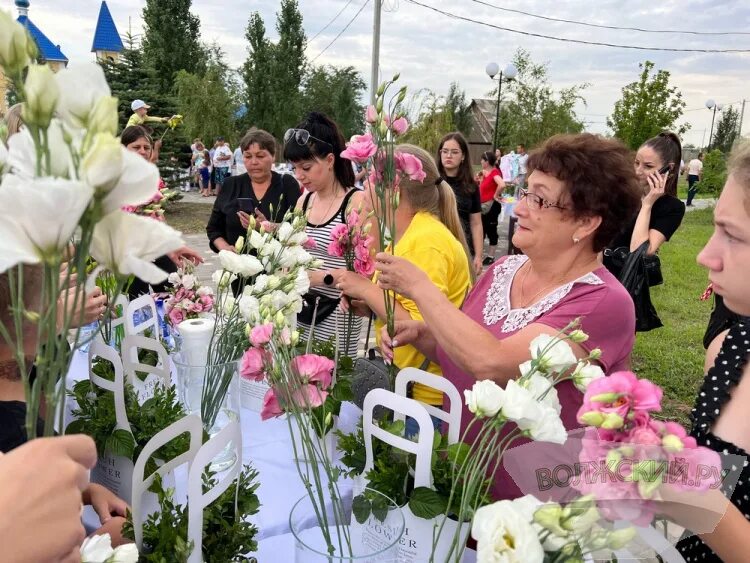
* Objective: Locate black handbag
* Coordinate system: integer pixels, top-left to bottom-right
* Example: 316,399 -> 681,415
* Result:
618,241 -> 663,332
297,291 -> 341,326
604,246 -> 663,287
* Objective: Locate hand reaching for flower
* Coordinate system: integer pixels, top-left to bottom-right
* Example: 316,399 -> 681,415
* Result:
333,269 -> 374,301
380,319 -> 425,362
168,246 -> 204,266
374,252 -> 431,301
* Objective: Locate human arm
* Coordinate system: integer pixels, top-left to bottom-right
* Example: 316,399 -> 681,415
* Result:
206,192 -> 233,253
149,139 -> 162,164
629,171 -> 684,255
470,213 -> 483,273
493,174 -> 506,202
167,246 -> 205,266
0,435 -> 97,563
332,269 -> 412,321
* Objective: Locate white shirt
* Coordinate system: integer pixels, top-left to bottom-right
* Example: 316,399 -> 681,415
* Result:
687,158 -> 703,176
213,145 -> 232,169
518,153 -> 529,174
233,147 -> 246,175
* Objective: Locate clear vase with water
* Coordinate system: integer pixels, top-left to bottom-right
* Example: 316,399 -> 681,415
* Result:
173,356 -> 241,471
290,488 -> 404,562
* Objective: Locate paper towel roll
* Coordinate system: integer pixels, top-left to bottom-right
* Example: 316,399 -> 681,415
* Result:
176,317 -> 215,366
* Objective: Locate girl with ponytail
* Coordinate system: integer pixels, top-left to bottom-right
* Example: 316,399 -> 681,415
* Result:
333,144 -> 472,430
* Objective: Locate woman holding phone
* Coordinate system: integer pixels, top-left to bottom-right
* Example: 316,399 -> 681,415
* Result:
206,129 -> 300,254
604,131 -> 686,278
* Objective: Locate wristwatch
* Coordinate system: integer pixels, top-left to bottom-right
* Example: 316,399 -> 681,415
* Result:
323,271 -> 334,286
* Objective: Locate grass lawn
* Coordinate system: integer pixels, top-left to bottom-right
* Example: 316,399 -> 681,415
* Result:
164,202 -> 212,235
631,207 -> 716,426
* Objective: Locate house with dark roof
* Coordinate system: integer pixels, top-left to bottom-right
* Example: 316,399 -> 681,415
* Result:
92,1 -> 124,62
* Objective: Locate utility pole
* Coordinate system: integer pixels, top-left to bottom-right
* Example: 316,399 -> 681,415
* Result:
739,99 -> 746,137
369,0 -> 382,105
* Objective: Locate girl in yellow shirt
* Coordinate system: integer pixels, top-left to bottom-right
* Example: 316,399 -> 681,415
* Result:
333,144 -> 472,419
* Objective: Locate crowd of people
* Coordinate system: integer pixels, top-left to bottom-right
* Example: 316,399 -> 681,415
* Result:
2,92 -> 750,561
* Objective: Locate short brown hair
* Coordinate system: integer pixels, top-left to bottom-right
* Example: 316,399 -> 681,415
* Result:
240,128 -> 277,156
528,134 -> 641,252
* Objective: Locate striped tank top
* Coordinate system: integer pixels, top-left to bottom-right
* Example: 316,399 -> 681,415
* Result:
300,189 -> 363,357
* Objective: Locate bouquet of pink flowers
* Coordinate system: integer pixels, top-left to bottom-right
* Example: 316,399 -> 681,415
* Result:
327,205 -> 375,277
164,263 -> 214,327
576,371 -> 723,526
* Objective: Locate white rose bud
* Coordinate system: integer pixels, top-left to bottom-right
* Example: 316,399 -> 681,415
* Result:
235,235 -> 245,252
572,362 -> 605,393
22,64 -> 59,128
568,329 -> 589,343
88,95 -> 119,136
463,380 -> 505,418
530,334 -> 578,373
0,11 -> 34,76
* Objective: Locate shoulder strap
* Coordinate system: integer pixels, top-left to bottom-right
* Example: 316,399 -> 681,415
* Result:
302,191 -> 313,213
339,189 -> 357,222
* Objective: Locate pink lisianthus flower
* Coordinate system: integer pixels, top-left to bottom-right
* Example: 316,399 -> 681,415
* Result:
353,236 -> 372,261
365,105 -> 378,124
291,354 -> 335,389
578,371 -> 663,429
250,323 -> 274,348
341,132 -> 377,164
260,387 -> 284,420
346,209 -> 360,227
303,237 -> 318,250
391,116 -> 409,135
188,301 -> 204,314
199,294 -> 214,311
292,384 -> 329,409
327,223 -> 350,257
167,307 -> 185,327
240,347 -> 268,382
394,151 -> 426,182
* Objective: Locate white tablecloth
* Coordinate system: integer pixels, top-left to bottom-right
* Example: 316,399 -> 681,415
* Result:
66,350 -> 359,541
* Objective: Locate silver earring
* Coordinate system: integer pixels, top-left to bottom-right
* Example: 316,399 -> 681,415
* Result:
573,237 -> 580,244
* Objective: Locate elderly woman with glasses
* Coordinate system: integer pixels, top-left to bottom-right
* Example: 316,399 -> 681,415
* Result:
376,133 -> 642,501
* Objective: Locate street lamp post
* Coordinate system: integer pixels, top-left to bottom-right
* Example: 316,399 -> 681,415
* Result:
705,99 -> 724,151
486,62 -> 517,153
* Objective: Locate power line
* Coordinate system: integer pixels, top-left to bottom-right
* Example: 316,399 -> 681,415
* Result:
466,0 -> 750,36
403,0 -> 750,53
684,100 -> 742,112
309,0 -> 356,43
311,0 -> 371,63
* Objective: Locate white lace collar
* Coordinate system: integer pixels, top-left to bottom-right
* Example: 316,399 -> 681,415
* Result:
482,255 -> 604,332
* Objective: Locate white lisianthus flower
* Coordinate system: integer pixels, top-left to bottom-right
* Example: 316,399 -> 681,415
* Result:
0,10 -> 34,76
109,543 -> 139,563
87,95 -> 119,137
464,380 -> 505,418
55,62 -> 112,129
167,272 -> 181,286
501,380 -> 543,429
522,373 -> 561,414
276,221 -> 294,242
528,404 -> 567,444
0,175 -> 93,273
218,250 -> 263,277
248,229 -> 266,250
286,293 -> 304,314
7,120 -> 75,179
530,334 -> 577,373
310,259 -> 325,269
91,211 -> 184,284
253,274 -> 269,293
104,147 -> 160,214
23,64 -> 59,127
288,231 -> 308,246
270,289 -> 290,312
472,500 -> 544,563
196,286 -> 213,297
238,294 -> 260,322
572,362 -> 605,392
181,274 -> 196,290
518,360 -> 535,378
0,141 -> 7,175
80,533 -> 114,562
212,269 -> 237,289
259,237 -> 282,258
294,267 -> 310,296
220,294 -> 237,315
266,275 -> 281,290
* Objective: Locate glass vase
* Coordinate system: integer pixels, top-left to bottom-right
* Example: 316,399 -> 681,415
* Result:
290,488 -> 404,562
173,356 -> 241,471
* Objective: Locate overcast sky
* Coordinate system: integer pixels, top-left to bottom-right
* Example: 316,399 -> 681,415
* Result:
7,0 -> 750,147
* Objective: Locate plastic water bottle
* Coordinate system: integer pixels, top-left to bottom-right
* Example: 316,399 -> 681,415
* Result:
76,320 -> 99,353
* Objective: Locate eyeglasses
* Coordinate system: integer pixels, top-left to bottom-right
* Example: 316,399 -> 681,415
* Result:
440,149 -> 462,156
284,128 -> 333,150
519,189 -> 567,211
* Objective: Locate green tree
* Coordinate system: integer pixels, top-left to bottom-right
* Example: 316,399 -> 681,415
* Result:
242,12 -> 277,134
699,149 -> 727,196
711,106 -> 740,154
492,49 -> 586,150
401,90 -> 455,155
269,0 -> 307,138
444,82 -> 473,138
607,61 -> 688,150
301,65 -> 366,138
142,0 -> 204,91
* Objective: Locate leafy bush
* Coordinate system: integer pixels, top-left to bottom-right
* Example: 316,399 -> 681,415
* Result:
697,149 -> 727,196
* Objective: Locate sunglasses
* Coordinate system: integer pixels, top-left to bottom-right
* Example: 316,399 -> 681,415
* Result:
283,128 -> 333,150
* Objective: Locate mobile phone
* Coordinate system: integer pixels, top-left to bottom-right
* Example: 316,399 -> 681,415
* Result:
237,198 -> 256,214
658,163 -> 672,175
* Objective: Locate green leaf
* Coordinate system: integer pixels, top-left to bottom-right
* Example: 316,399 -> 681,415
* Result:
408,487 -> 447,520
352,494 -> 372,524
447,442 -> 470,467
104,428 -> 136,459
65,419 -> 85,435
371,494 -> 390,523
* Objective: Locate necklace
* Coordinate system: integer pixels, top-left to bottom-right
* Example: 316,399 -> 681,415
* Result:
313,185 -> 344,223
518,257 -> 599,309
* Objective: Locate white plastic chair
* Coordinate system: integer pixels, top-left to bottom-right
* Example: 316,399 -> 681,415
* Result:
121,334 -> 172,401
125,294 -> 159,337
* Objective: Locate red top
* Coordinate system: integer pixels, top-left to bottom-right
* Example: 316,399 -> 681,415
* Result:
479,168 -> 501,203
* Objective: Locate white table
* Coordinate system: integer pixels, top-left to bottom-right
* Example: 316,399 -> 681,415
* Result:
66,350 -> 359,541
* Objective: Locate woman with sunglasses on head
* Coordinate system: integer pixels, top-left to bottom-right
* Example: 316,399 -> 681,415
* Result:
206,128 -> 300,256
603,131 -> 686,279
375,134 -> 642,501
437,133 -> 484,276
285,112 -> 366,357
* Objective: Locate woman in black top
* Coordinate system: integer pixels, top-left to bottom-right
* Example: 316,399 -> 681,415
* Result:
206,129 -> 300,253
436,132 -> 483,276
604,131 -> 686,278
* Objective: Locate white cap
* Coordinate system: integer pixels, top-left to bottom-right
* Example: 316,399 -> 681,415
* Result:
131,99 -> 150,112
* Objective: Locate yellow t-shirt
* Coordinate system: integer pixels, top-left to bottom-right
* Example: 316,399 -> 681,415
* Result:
126,113 -> 164,128
375,211 -> 471,405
